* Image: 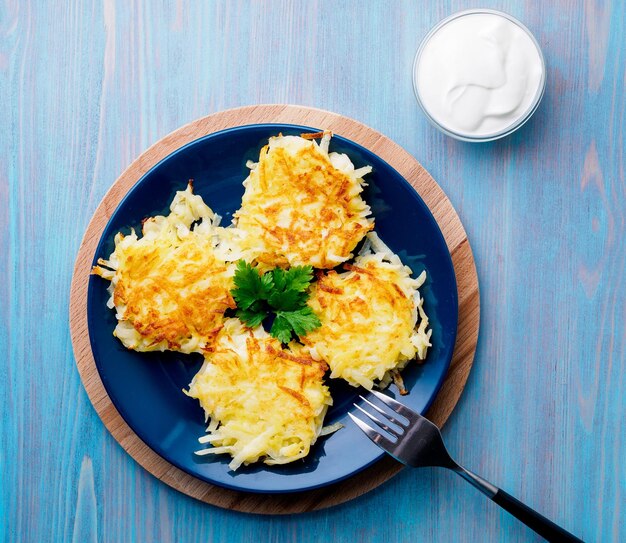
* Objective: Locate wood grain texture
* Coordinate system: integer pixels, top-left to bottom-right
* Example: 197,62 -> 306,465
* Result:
2,0 -> 624,541
69,104 -> 479,514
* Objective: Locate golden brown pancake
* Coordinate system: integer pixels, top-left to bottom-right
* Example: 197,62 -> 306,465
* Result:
231,133 -> 374,269
92,183 -> 235,353
302,233 -> 431,390
187,319 -> 332,470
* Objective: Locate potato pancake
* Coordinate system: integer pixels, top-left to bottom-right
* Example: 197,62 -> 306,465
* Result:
92,183 -> 235,353
186,319 -> 332,470
231,132 -> 374,269
302,232 -> 431,390
92,131 -> 435,471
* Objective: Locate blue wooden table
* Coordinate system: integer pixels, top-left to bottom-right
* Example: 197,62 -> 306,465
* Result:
2,1 -> 624,541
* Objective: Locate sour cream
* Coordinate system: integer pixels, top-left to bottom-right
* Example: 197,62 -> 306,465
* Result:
413,10 -> 545,141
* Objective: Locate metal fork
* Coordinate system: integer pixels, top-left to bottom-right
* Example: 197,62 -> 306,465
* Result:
349,390 -> 583,542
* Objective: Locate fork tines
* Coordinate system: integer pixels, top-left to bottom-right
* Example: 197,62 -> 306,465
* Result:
365,390 -> 417,421
348,390 -> 418,449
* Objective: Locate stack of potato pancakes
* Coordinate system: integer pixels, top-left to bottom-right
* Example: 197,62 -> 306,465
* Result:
93,132 -> 431,470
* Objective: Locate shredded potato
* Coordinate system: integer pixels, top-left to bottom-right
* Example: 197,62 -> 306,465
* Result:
302,232 -> 432,390
230,132 -> 374,269
92,183 -> 235,353
186,319 -> 332,470
93,132 -> 434,470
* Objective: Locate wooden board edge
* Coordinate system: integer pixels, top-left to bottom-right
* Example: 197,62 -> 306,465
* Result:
69,104 -> 479,514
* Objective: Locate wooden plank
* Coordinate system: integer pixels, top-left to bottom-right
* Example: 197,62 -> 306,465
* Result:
2,0 -> 624,541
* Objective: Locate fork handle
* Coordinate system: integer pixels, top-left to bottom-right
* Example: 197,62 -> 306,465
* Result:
491,489 -> 583,542
455,468 -> 582,541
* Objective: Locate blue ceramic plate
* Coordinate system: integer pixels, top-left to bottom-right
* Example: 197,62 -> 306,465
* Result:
87,124 -> 458,493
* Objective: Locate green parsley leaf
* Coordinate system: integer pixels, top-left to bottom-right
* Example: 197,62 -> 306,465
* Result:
236,306 -> 266,328
268,288 -> 307,312
230,260 -> 321,343
276,307 -> 321,337
270,314 -> 294,344
276,265 -> 314,293
232,260 -> 273,310
271,267 -> 288,292
267,265 -> 314,311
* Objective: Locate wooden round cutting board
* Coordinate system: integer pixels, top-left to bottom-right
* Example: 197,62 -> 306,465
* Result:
69,104 -> 479,514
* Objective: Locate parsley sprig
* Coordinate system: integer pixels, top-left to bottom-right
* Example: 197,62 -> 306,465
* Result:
231,260 -> 321,343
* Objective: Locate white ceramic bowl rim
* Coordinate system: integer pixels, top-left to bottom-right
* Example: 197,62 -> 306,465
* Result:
412,9 -> 547,142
